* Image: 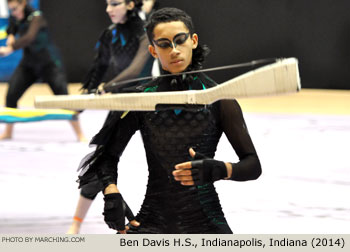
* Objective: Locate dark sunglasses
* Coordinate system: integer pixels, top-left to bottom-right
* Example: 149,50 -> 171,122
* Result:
153,32 -> 190,49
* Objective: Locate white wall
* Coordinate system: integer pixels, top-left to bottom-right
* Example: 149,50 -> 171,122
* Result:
0,0 -> 9,18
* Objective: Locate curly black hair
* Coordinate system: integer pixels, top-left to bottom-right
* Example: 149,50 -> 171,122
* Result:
145,7 -> 195,43
145,7 -> 210,70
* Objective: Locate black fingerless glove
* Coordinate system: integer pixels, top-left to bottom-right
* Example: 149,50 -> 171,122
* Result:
191,151 -> 228,185
103,193 -> 135,230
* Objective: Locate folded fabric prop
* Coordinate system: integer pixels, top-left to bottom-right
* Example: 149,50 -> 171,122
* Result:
0,107 -> 76,123
34,58 -> 301,111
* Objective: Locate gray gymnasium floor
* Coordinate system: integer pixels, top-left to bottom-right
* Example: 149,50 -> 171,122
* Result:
0,87 -> 349,234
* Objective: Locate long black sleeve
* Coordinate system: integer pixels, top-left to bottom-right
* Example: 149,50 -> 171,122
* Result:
82,29 -> 112,92
219,99 -> 262,181
11,15 -> 46,50
104,34 -> 152,86
93,112 -> 140,188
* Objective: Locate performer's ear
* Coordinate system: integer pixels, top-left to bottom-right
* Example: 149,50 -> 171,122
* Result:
191,33 -> 198,49
148,45 -> 158,58
125,1 -> 135,10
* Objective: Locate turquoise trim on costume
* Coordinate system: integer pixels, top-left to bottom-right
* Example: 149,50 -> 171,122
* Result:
144,86 -> 158,92
120,33 -> 126,47
112,28 -> 118,44
111,28 -> 126,46
95,41 -> 101,49
197,76 -> 206,90
196,183 -> 226,225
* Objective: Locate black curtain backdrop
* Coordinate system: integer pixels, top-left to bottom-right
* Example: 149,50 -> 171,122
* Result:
41,0 -> 110,83
42,0 -> 350,89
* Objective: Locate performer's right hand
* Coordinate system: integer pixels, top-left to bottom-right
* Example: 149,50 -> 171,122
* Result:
0,46 -> 13,57
103,193 -> 139,233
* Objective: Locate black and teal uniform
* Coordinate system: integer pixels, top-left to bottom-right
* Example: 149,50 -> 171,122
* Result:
79,70 -> 262,234
6,5 -> 67,108
81,15 -> 154,93
79,14 -> 154,200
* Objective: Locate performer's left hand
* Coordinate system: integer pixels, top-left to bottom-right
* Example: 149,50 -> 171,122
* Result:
173,148 -> 232,186
0,46 -> 13,57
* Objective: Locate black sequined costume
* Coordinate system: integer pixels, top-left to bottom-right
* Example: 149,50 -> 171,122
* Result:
82,15 -> 154,93
5,5 -> 68,108
79,71 -> 261,234
79,14 -> 154,200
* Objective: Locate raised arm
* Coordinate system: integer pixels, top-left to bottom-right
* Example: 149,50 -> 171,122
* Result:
81,29 -> 112,92
103,34 -> 153,93
0,13 -> 46,57
12,14 -> 47,50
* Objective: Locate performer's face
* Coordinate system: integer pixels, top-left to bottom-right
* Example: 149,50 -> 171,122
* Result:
106,0 -> 134,24
148,21 -> 198,73
8,0 -> 26,21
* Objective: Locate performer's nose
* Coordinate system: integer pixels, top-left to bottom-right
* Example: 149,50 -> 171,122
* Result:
106,5 -> 112,13
170,46 -> 180,55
